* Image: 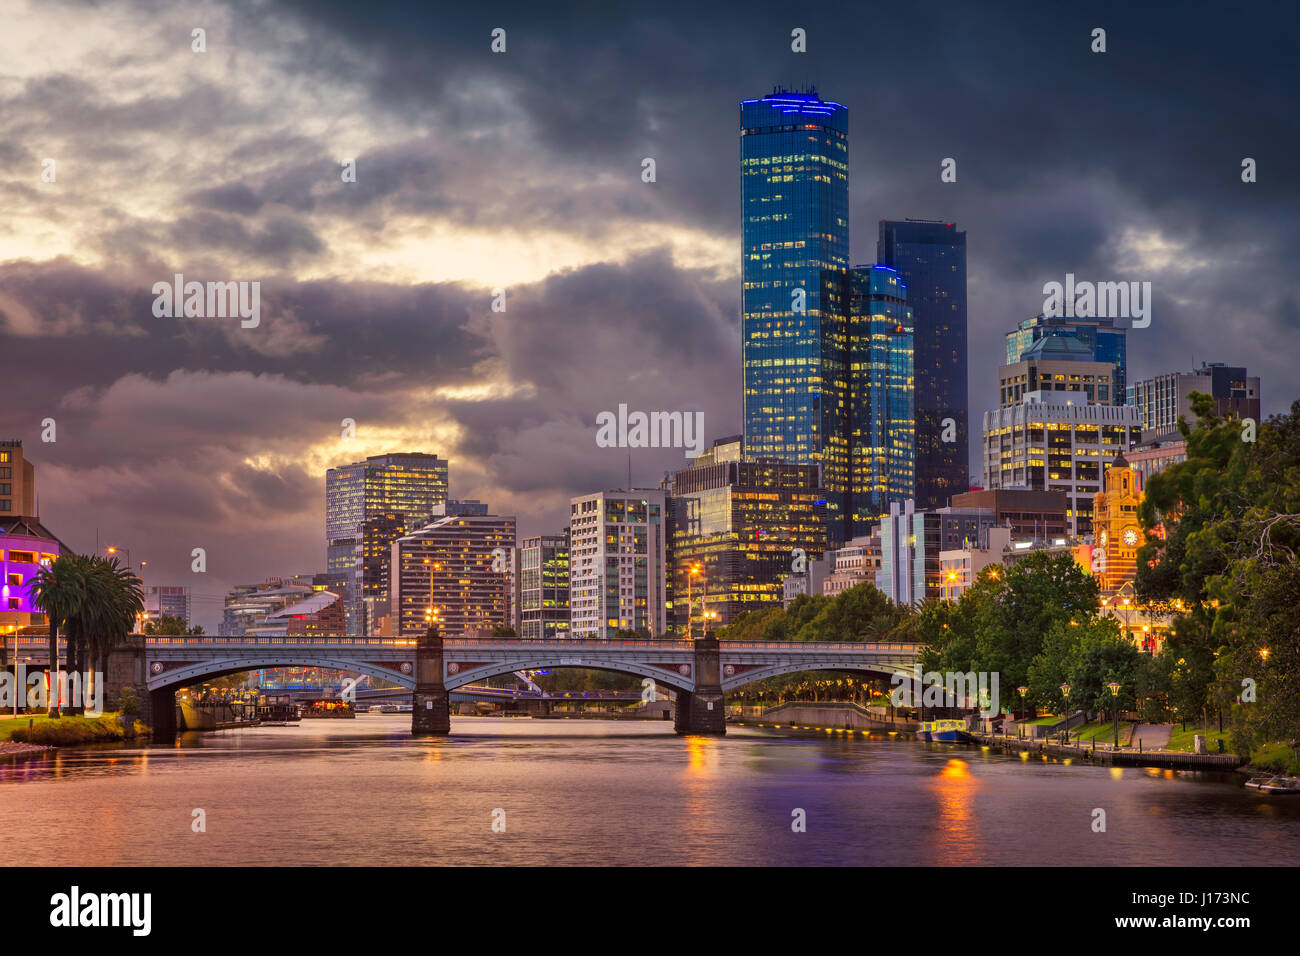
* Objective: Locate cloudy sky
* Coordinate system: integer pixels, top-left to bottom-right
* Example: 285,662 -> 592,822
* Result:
2,0 -> 1296,630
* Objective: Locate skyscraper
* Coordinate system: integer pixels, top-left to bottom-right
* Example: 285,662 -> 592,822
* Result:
516,533 -> 570,640
877,219 -> 969,509
568,490 -> 668,638
740,88 -> 850,537
325,452 -> 448,634
846,265 -> 915,535
1127,361 -> 1261,440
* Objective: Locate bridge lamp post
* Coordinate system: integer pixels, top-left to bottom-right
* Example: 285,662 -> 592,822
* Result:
422,559 -> 442,632
1107,681 -> 1121,747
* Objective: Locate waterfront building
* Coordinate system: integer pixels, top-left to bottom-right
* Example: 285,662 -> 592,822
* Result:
1006,315 -> 1128,404
569,489 -> 668,638
846,265 -> 915,535
877,500 -> 997,605
0,440 -> 36,518
325,452 -> 449,634
741,88 -> 851,540
1127,361 -> 1260,441
877,220 -> 969,510
666,437 -> 825,628
0,516 -> 69,638
1091,455 -> 1146,594
950,488 -> 1069,539
981,394 -> 1141,536
221,578 -> 316,636
389,513 -> 516,637
517,533 -> 570,640
253,590 -> 345,637
143,585 -> 191,624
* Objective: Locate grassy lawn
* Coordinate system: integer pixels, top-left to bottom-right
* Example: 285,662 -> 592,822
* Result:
1067,721 -> 1127,743
1025,715 -> 1065,726
0,713 -> 62,742
0,712 -> 140,744
1247,741 -> 1300,775
1165,724 -> 1233,753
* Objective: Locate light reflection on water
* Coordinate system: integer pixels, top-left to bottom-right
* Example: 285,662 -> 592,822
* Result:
2,716 -> 1295,866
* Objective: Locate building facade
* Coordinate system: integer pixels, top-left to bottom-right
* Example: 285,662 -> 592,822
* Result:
389,514 -> 516,638
938,526 -> 1013,600
568,490 -> 668,638
0,441 -> 36,518
0,517 -> 69,637
877,501 -> 997,606
325,452 -> 448,634
666,437 -> 826,628
982,396 -> 1142,536
950,488 -> 1069,539
143,585 -> 191,624
846,265 -> 915,535
741,88 -> 851,539
517,533 -> 570,640
1006,315 -> 1127,404
877,220 -> 969,510
822,533 -> 881,596
1127,361 -> 1261,440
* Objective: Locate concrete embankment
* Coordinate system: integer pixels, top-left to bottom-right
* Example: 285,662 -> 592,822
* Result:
972,732 -> 1246,771
743,701 -> 920,732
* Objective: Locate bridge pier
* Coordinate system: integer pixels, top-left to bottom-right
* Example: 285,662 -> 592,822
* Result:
674,635 -> 726,736
412,628 -> 450,736
105,635 -> 179,741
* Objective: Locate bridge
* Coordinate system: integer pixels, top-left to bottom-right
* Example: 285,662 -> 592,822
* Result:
15,632 -> 923,739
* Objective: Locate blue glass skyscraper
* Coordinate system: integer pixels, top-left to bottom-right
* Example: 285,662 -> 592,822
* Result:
847,265 -> 915,536
741,88 -> 850,540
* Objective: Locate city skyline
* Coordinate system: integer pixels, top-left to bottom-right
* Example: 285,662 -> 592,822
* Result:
2,1 -> 1297,633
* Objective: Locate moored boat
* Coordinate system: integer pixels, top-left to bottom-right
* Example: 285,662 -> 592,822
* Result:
915,721 -> 932,741
927,719 -> 971,743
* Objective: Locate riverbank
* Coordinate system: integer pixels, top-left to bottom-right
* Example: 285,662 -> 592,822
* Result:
0,713 -> 150,747
972,730 -> 1246,771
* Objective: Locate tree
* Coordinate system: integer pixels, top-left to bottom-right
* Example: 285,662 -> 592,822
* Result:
489,625 -> 517,638
143,615 -> 204,636
30,555 -> 90,717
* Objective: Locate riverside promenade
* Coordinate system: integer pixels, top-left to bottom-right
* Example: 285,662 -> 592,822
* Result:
972,730 -> 1246,771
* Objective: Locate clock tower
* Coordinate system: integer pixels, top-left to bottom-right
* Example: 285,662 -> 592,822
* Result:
1091,454 -> 1144,593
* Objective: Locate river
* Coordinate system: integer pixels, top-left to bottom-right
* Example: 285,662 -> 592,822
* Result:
2,716 -> 1296,866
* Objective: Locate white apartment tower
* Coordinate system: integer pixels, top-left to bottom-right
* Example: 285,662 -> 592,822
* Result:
568,490 -> 668,638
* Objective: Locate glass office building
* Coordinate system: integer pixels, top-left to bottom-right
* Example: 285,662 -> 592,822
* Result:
517,533 -> 570,640
325,453 -> 448,634
1006,315 -> 1127,405
877,220 -> 968,510
741,88 -> 850,539
847,265 -> 915,536
666,437 -> 826,628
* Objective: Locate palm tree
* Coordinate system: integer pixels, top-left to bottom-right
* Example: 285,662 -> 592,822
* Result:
30,555 -> 90,718
81,557 -> 143,706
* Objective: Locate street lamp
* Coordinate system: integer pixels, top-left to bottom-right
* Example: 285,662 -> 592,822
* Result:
422,558 -> 442,632
1017,685 -> 1028,727
1107,681 -> 1122,747
686,562 -> 702,640
1060,683 -> 1071,743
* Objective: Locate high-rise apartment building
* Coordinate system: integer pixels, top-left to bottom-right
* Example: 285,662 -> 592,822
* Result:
877,220 -> 969,510
568,490 -> 668,638
1006,315 -> 1128,404
741,88 -> 851,538
517,533 -> 570,640
0,440 -> 37,517
1127,362 -> 1261,440
877,500 -> 997,605
389,514 -> 516,637
325,452 -> 448,634
665,437 -> 825,628
143,585 -> 192,624
846,265 -> 915,534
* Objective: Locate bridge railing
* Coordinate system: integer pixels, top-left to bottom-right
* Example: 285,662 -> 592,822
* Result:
5,636 -> 924,652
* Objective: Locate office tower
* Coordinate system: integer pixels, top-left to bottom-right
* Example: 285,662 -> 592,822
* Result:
445,499 -> 489,516
389,514 -> 516,637
1007,315 -> 1128,404
938,527 -> 1014,600
568,489 -> 668,638
517,533 -> 570,640
877,500 -> 997,605
325,452 -> 448,634
847,265 -> 915,535
1127,362 -> 1261,440
666,436 -> 826,628
1091,455 -> 1145,594
359,513 -> 406,635
0,440 -> 37,517
740,88 -> 851,539
982,398 -> 1141,536
221,578 -> 316,636
877,220 -> 969,509
997,336 -> 1120,407
143,585 -> 192,624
